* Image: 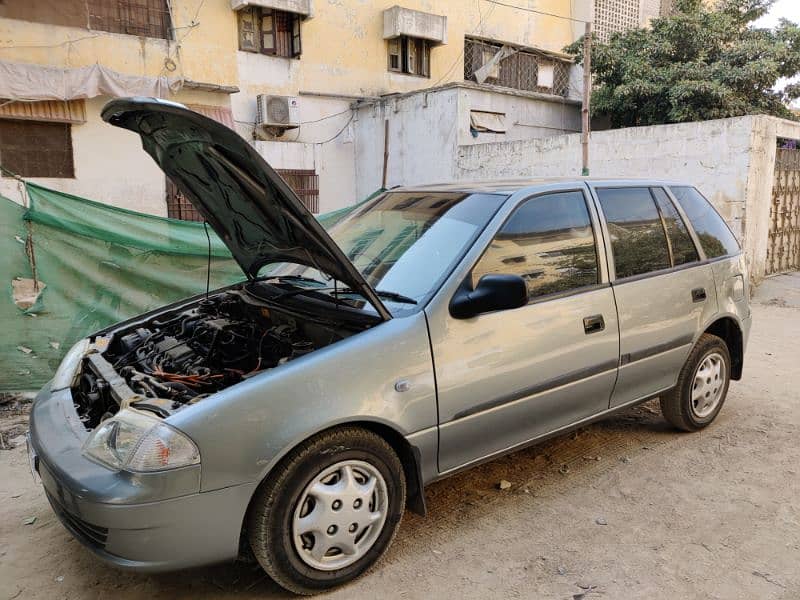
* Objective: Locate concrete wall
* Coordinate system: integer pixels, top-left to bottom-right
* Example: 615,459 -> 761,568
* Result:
233,0 -> 590,211
351,84 -> 581,204
232,0 -> 589,103
454,115 -> 800,281
0,1 -> 237,214
0,89 -> 232,215
353,87 -> 462,202
0,0 -> 239,91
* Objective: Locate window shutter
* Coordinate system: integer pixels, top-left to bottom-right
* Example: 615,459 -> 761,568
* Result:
238,7 -> 258,52
421,40 -> 430,77
261,10 -> 276,55
406,37 -> 416,75
388,38 -> 401,71
291,13 -> 302,57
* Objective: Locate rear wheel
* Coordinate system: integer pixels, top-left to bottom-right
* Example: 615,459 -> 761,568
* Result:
247,427 -> 405,595
660,333 -> 731,432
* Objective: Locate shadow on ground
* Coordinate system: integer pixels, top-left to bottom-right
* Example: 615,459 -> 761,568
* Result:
110,401 -> 673,597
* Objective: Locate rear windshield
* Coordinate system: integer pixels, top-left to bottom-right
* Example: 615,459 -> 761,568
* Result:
670,187 -> 740,258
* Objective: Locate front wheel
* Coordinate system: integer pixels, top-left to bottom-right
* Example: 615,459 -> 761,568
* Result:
247,427 -> 406,595
660,333 -> 731,432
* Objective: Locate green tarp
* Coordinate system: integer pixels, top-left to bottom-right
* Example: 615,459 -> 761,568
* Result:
1,183 -> 380,391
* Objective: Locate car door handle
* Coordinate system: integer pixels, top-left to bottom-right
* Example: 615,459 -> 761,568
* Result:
583,314 -> 605,334
692,288 -> 707,303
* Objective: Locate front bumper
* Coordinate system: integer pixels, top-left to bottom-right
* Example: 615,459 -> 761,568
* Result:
29,385 -> 257,572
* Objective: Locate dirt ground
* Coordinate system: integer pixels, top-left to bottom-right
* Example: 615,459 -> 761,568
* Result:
1,275 -> 799,600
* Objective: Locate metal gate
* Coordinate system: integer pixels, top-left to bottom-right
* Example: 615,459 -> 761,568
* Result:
767,149 -> 800,275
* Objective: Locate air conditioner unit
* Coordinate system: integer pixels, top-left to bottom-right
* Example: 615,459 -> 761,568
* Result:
256,95 -> 300,138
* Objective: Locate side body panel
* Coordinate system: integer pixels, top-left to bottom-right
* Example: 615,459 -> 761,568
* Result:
167,312 -> 437,492
587,182 -> 721,407
424,183 -> 620,474
711,253 -> 752,340
432,288 -> 619,472
608,265 -> 719,406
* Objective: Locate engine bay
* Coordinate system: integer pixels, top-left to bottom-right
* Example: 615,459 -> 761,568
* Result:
72,288 -> 355,427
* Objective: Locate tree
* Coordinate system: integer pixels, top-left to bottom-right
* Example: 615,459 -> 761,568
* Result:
565,0 -> 800,128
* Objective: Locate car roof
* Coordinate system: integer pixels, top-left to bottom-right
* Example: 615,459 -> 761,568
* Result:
391,177 -> 691,195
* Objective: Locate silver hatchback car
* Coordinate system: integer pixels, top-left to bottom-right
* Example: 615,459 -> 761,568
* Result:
29,99 -> 751,595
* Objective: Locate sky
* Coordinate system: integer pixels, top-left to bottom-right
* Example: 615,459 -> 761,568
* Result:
754,0 -> 800,106
753,0 -> 800,28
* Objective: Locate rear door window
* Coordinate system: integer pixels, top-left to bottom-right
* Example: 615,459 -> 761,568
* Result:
472,190 -> 599,300
651,187 -> 700,266
670,186 -> 740,258
596,187 -> 671,278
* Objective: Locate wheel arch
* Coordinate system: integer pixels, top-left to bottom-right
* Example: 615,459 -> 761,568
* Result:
245,419 -> 427,523
703,316 -> 744,380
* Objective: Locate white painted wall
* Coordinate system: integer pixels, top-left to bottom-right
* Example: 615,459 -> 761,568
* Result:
233,51 -> 360,212
352,84 -> 582,201
454,114 -> 800,281
353,87 -> 462,201
0,97 -> 166,214
457,116 -> 753,237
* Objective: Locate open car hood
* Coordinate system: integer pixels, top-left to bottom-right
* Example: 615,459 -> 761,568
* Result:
102,97 -> 390,320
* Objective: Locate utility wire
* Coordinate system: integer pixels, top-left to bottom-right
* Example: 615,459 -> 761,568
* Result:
483,0 -> 591,23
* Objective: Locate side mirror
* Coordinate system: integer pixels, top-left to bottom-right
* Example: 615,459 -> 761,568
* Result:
449,274 -> 528,319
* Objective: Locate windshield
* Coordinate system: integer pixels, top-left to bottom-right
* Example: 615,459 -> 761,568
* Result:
266,191 -> 507,315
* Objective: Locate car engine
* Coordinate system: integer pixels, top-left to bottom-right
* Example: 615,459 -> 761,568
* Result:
73,289 -> 348,426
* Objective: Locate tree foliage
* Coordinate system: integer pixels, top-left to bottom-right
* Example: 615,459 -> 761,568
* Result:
565,0 -> 800,127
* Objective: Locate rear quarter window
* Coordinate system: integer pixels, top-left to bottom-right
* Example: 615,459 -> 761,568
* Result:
596,187 -> 671,278
670,187 -> 740,258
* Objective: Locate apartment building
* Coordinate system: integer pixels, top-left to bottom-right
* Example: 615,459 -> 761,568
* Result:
0,1 -> 591,216
0,0 -> 241,215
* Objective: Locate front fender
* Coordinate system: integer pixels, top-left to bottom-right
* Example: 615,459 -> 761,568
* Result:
167,311 -> 437,493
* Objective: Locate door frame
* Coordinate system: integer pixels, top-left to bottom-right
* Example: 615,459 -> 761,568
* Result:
423,181 -> 617,475
426,182 -> 614,315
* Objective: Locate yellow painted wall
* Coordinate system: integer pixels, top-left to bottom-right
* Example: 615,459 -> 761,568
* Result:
242,0 -> 585,98
0,1 -> 584,104
0,0 -> 238,107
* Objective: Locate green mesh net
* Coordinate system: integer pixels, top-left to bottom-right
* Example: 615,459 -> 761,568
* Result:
1,182 -> 381,391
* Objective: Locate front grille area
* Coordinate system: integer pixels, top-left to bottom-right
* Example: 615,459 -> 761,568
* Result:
46,492 -> 109,549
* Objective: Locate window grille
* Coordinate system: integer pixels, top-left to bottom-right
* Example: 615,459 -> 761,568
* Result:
594,0 -> 640,42
87,0 -> 172,39
0,120 -> 74,178
278,169 -> 319,213
166,170 -> 319,221
464,38 -> 570,97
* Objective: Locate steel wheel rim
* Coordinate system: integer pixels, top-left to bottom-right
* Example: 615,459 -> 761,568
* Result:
691,352 -> 726,418
292,459 -> 388,571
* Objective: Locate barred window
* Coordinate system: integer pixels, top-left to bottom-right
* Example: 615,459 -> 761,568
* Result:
0,120 -> 74,178
87,0 -> 172,40
238,7 -> 302,58
165,170 -> 319,221
278,169 -> 319,213
464,38 -> 570,97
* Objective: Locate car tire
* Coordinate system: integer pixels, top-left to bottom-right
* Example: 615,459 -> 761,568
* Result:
247,426 -> 406,595
660,333 -> 732,432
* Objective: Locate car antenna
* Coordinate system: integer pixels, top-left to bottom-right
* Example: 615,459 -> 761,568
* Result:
203,221 -> 212,302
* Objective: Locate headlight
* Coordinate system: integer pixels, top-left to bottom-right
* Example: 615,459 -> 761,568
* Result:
51,339 -> 90,391
83,409 -> 200,472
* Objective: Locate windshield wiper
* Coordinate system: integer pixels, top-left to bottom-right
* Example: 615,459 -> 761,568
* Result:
335,288 -> 418,305
253,274 -> 328,287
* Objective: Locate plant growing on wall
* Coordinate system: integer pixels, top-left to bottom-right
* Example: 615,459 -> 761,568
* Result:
565,0 -> 800,127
